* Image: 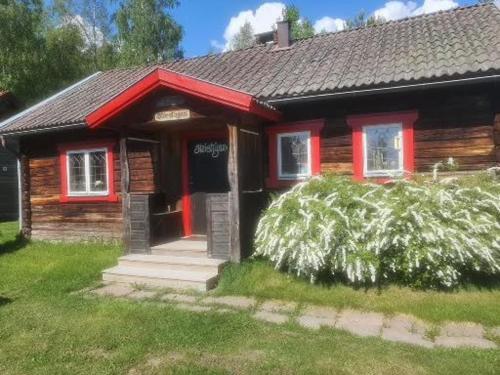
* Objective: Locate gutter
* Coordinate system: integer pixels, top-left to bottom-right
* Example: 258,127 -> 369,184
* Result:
267,74 -> 500,105
0,71 -> 101,130
0,122 -> 87,136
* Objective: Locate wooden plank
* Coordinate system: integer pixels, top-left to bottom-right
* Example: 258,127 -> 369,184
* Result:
21,153 -> 31,238
120,136 -> 131,253
227,124 -> 241,262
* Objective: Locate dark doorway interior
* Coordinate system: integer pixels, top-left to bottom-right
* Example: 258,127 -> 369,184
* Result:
188,139 -> 229,234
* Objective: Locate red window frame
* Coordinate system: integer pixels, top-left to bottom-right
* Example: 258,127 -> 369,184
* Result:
58,140 -> 118,203
266,119 -> 324,189
346,111 -> 419,181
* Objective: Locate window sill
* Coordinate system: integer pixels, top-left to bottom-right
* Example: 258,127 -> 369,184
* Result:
60,194 -> 119,203
266,176 -> 310,189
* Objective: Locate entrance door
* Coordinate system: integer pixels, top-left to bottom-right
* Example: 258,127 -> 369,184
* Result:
187,138 -> 229,234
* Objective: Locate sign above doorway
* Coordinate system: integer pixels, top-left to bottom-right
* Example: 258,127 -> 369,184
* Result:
154,109 -> 191,122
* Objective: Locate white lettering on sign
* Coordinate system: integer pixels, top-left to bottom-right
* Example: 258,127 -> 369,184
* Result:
193,142 -> 228,158
154,109 -> 190,122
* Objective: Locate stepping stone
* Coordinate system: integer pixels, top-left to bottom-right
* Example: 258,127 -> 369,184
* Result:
128,290 -> 157,300
176,303 -> 211,313
254,311 -> 289,324
92,284 -> 133,297
303,305 -> 337,320
434,336 -> 497,349
441,322 -> 485,338
336,310 -> 384,337
161,293 -> 197,304
201,296 -> 256,309
385,315 -> 428,335
260,300 -> 297,314
382,327 -> 434,348
296,315 -> 336,330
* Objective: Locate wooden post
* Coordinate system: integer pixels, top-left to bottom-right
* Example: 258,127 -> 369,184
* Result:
227,123 -> 241,262
120,135 -> 131,253
494,114 -> 500,163
20,153 -> 31,239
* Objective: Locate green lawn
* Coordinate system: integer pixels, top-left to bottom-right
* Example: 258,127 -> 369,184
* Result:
1,221 -> 499,374
217,261 -> 500,327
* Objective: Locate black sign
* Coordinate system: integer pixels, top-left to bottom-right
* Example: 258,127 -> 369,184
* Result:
188,140 -> 229,193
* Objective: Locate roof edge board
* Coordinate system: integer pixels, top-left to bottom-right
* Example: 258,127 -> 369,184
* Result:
86,68 -> 281,127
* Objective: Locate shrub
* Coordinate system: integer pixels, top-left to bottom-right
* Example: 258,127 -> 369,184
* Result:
254,174 -> 500,289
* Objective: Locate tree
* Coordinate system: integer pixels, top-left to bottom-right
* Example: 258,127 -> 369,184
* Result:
230,21 -> 255,50
282,5 -> 314,40
52,0 -> 114,71
115,0 -> 183,66
0,0 -> 46,103
345,10 -> 385,30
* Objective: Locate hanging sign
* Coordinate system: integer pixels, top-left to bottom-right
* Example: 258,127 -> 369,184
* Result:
154,109 -> 191,122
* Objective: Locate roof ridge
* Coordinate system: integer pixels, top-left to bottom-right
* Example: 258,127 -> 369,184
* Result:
292,3 -> 497,44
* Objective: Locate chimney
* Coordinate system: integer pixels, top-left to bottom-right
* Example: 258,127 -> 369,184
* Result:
276,20 -> 291,48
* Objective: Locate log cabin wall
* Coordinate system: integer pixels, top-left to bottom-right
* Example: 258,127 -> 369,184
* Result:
280,84 -> 500,176
21,129 -> 122,242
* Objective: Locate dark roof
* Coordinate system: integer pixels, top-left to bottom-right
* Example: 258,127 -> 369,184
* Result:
1,3 -> 500,134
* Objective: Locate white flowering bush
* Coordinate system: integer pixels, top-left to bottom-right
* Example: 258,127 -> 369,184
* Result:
254,175 -> 500,289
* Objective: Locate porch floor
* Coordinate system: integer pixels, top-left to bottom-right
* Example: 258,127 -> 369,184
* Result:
102,238 -> 227,291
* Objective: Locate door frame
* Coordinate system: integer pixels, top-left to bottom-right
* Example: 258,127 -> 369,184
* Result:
181,130 -> 227,237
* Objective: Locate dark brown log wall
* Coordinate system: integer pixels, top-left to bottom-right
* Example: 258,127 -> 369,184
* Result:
22,130 -> 122,242
284,85 -> 500,175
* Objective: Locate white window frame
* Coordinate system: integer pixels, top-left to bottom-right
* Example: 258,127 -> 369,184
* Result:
362,123 -> 403,178
66,147 -> 109,197
277,131 -> 312,180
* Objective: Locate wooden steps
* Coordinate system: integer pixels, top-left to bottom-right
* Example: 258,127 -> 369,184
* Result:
102,239 -> 227,291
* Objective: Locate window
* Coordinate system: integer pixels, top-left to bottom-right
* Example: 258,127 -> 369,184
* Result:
67,149 -> 108,195
266,120 -> 324,188
277,131 -> 311,179
363,124 -> 403,177
58,141 -> 117,202
347,111 -> 418,180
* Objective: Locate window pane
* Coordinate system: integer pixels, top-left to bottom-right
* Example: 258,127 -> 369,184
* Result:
365,126 -> 401,172
68,153 -> 86,192
89,151 -> 107,192
280,133 -> 309,176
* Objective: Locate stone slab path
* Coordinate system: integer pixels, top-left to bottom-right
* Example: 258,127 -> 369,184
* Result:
88,283 -> 499,350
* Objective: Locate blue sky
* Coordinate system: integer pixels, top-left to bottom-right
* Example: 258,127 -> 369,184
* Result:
172,0 -> 478,57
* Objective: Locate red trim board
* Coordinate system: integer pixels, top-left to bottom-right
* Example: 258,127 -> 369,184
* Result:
86,69 -> 282,128
265,119 -> 324,189
58,140 -> 118,203
181,131 -> 227,237
346,111 -> 419,181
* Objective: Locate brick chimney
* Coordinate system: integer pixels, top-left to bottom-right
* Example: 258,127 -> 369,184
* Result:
276,20 -> 291,48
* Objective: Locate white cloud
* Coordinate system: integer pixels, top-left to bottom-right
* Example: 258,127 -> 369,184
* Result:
215,2 -> 285,51
374,0 -> 458,21
313,16 -> 345,33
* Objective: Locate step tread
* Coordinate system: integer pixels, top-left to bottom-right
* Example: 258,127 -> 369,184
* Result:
120,254 -> 227,266
103,266 -> 218,282
151,240 -> 207,251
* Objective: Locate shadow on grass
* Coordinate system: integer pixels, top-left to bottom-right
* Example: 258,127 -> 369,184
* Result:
0,232 -> 29,256
0,296 -> 13,307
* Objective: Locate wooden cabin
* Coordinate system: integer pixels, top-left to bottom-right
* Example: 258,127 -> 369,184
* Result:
0,91 -> 19,221
0,4 -> 499,289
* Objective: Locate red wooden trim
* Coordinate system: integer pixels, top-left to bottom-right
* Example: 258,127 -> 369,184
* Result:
86,69 -> 282,128
181,131 -> 227,236
346,111 -> 418,181
265,119 -> 325,189
58,140 -> 118,203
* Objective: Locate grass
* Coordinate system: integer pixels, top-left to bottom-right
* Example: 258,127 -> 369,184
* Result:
0,222 -> 499,374
216,261 -> 500,327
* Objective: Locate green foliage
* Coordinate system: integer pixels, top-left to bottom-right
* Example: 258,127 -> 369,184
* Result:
115,0 -> 183,66
345,10 -> 385,30
255,174 -> 500,289
229,21 -> 255,51
282,4 -> 314,40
